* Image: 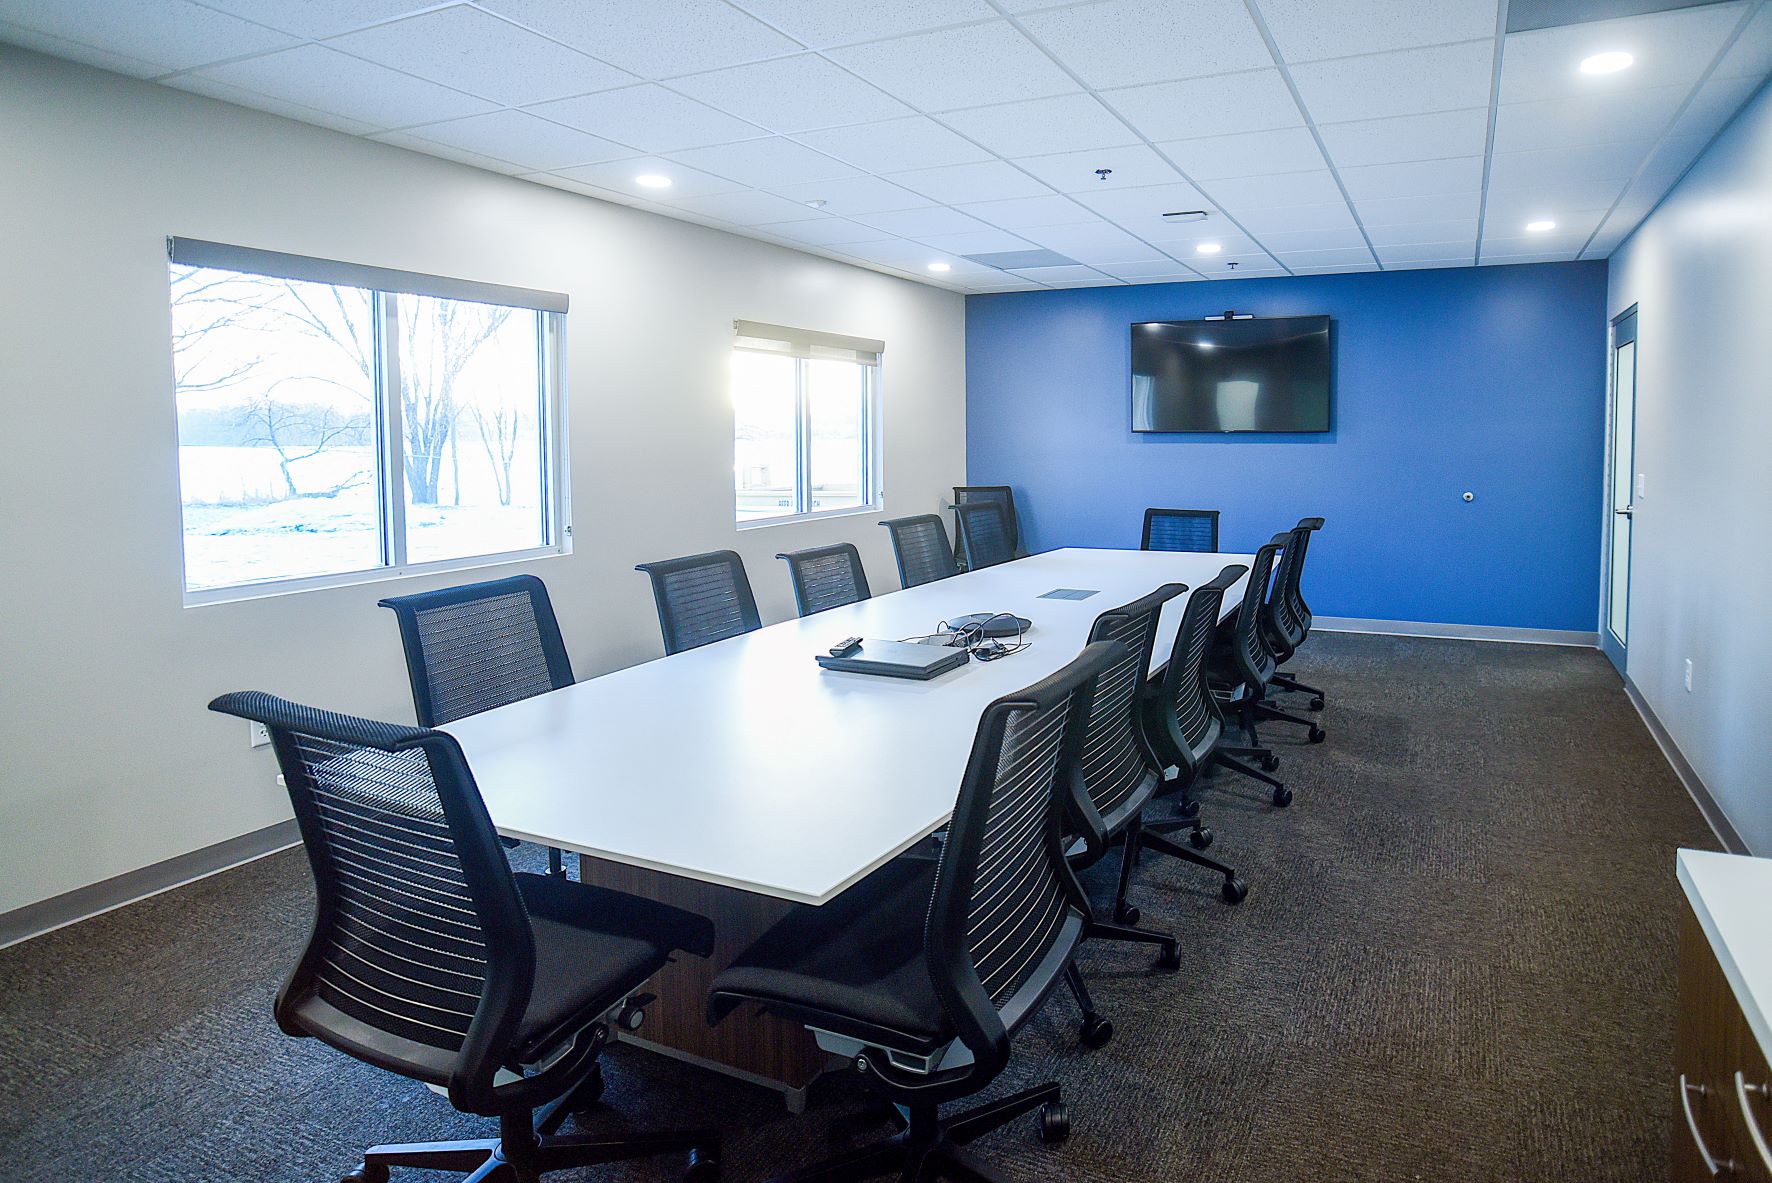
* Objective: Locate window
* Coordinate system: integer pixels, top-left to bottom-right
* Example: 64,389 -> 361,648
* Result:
732,320 -> 880,525
168,239 -> 568,601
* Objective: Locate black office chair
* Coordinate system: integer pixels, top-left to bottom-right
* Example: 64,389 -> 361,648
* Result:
1058,586 -> 1247,1049
635,550 -> 761,655
1266,518 -> 1327,709
208,692 -> 719,1183
380,575 -> 574,876
954,501 -> 1016,571
952,485 -> 1026,567
777,542 -> 871,617
1210,534 -> 1325,747
879,514 -> 959,588
708,642 -> 1122,1183
1141,507 -> 1220,553
1146,566 -> 1292,819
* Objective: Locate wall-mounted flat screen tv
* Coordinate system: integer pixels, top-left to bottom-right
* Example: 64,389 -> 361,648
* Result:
1131,315 -> 1333,433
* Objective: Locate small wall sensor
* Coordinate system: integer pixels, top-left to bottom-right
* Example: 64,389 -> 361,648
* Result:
1462,491 -> 1475,502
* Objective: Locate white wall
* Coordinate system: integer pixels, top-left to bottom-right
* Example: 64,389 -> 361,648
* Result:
0,48 -> 967,916
1607,78 -> 1772,854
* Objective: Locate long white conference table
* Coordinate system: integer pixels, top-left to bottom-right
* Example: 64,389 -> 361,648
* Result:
444,547 -> 1252,1104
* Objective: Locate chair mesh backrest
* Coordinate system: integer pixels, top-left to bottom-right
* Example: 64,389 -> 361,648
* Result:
956,502 -> 1016,570
954,486 -> 1019,554
380,576 -> 572,727
208,693 -> 524,1076
637,550 -> 761,655
1235,539 -> 1284,684
1290,517 -> 1323,629
778,543 -> 871,617
1142,508 -> 1219,553
881,514 -> 959,588
1078,586 -> 1181,823
1267,530 -> 1307,647
1164,567 -> 1244,757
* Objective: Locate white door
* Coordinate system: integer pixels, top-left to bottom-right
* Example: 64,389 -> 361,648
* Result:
1603,310 -> 1637,672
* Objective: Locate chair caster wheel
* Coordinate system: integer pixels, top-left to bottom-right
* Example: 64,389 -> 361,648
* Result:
342,1165 -> 388,1183
1261,754 -> 1280,772
1177,797 -> 1200,819
1188,827 -> 1212,850
1038,1101 -> 1070,1144
1309,697 -> 1325,711
1157,941 -> 1182,971
1080,1015 -> 1113,1049
1271,785 -> 1292,807
1221,876 -> 1249,904
1308,726 -> 1325,744
1115,902 -> 1140,925
684,1147 -> 720,1181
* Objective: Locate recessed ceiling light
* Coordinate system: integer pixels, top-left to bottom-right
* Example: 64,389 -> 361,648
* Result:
1196,242 -> 1223,255
927,261 -> 951,272
1526,219 -> 1557,233
634,173 -> 673,189
1580,50 -> 1633,75
1196,341 -> 1216,350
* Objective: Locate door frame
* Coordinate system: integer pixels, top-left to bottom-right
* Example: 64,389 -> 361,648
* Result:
1600,305 -> 1638,675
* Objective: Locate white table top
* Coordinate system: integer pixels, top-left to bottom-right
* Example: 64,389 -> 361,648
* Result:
1678,848 -> 1772,1058
444,548 -> 1252,905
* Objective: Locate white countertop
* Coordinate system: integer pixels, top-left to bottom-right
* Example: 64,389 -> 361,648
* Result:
1678,848 -> 1772,1057
444,547 -> 1251,905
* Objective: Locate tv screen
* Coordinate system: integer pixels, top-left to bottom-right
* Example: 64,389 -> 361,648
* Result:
1130,315 -> 1332,433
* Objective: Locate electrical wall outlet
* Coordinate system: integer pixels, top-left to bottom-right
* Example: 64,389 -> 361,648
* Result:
249,721 -> 271,748
1684,659 -> 1694,693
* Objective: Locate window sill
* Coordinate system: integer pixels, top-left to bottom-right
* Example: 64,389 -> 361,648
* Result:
736,503 -> 883,531
182,542 -> 571,608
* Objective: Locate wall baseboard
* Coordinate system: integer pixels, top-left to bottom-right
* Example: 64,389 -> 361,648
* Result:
0,819 -> 299,951
1622,679 -> 1751,856
1312,616 -> 1600,647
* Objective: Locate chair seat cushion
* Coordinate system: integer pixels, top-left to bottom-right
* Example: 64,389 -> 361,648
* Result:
708,857 -> 953,1056
512,873 -> 714,1062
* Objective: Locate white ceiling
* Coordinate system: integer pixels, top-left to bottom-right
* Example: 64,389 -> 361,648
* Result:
4,0 -> 1769,293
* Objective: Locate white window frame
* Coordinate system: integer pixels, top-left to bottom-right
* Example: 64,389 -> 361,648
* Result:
169,239 -> 572,606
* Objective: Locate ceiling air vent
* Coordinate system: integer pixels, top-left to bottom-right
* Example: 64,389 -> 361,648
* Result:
962,249 -> 1079,270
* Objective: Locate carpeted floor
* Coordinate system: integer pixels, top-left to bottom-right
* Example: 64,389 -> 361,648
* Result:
0,633 -> 1717,1182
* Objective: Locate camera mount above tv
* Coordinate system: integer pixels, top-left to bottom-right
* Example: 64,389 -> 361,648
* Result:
1203,310 -> 1256,321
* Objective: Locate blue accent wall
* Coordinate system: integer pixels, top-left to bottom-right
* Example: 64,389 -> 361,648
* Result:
964,262 -> 1609,632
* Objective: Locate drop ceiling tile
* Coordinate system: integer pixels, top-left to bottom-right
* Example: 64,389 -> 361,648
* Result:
1099,258 -> 1204,278
1715,2 -> 1772,79
851,205 -> 992,237
1364,219 -> 1480,246
1061,277 -> 1133,286
0,0 -> 297,72
1668,71 -> 1764,141
671,54 -> 913,133
1339,156 -> 1485,202
1487,140 -> 1651,192
1485,209 -> 1605,240
772,174 -> 933,215
1479,251 -> 1578,265
1234,200 -> 1358,234
1255,0 -> 1498,63
1017,220 -> 1165,263
1014,144 -> 1185,192
1374,239 -> 1476,263
164,73 -> 384,134
667,137 -> 861,187
939,93 -> 1140,158
1104,69 -> 1303,141
841,239 -> 993,272
529,84 -> 764,153
915,229 -> 1038,254
726,0 -> 996,47
889,160 -> 1054,204
1254,226 -> 1370,252
523,173 -> 646,204
1017,0 -> 1272,89
1158,126 -> 1327,180
1271,245 -> 1377,269
751,217 -> 886,245
1071,181 -> 1216,225
1124,272 -> 1207,284
481,0 -> 800,78
0,19 -> 165,76
952,194 -> 1099,229
1482,183 -> 1621,222
1635,133 -> 1709,183
960,278 -> 1050,292
658,188 -> 829,225
1007,264 -> 1116,283
1204,263 -> 1289,278
325,7 -> 634,107
553,155 -> 744,198
1291,40 -> 1496,123
830,22 -> 1079,112
1206,169 -> 1345,210
392,110 -> 633,171
1480,230 -> 1593,255
189,0 -> 428,39
1355,190 -> 1481,225
189,45 -> 497,130
794,116 -> 991,173
1292,262 -> 1381,274
1147,225 -> 1263,254
1491,86 -> 1688,153
1316,108 -> 1491,167
1496,4 -> 1747,105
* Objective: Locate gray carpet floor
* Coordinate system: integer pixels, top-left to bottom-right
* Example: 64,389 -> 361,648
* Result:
0,633 -> 1718,1182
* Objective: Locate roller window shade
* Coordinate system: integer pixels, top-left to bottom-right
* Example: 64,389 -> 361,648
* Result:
733,320 -> 882,364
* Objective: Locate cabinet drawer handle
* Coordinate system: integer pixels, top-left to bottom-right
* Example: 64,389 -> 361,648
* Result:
1683,1076 -> 1736,1175
1737,1072 -> 1772,1174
